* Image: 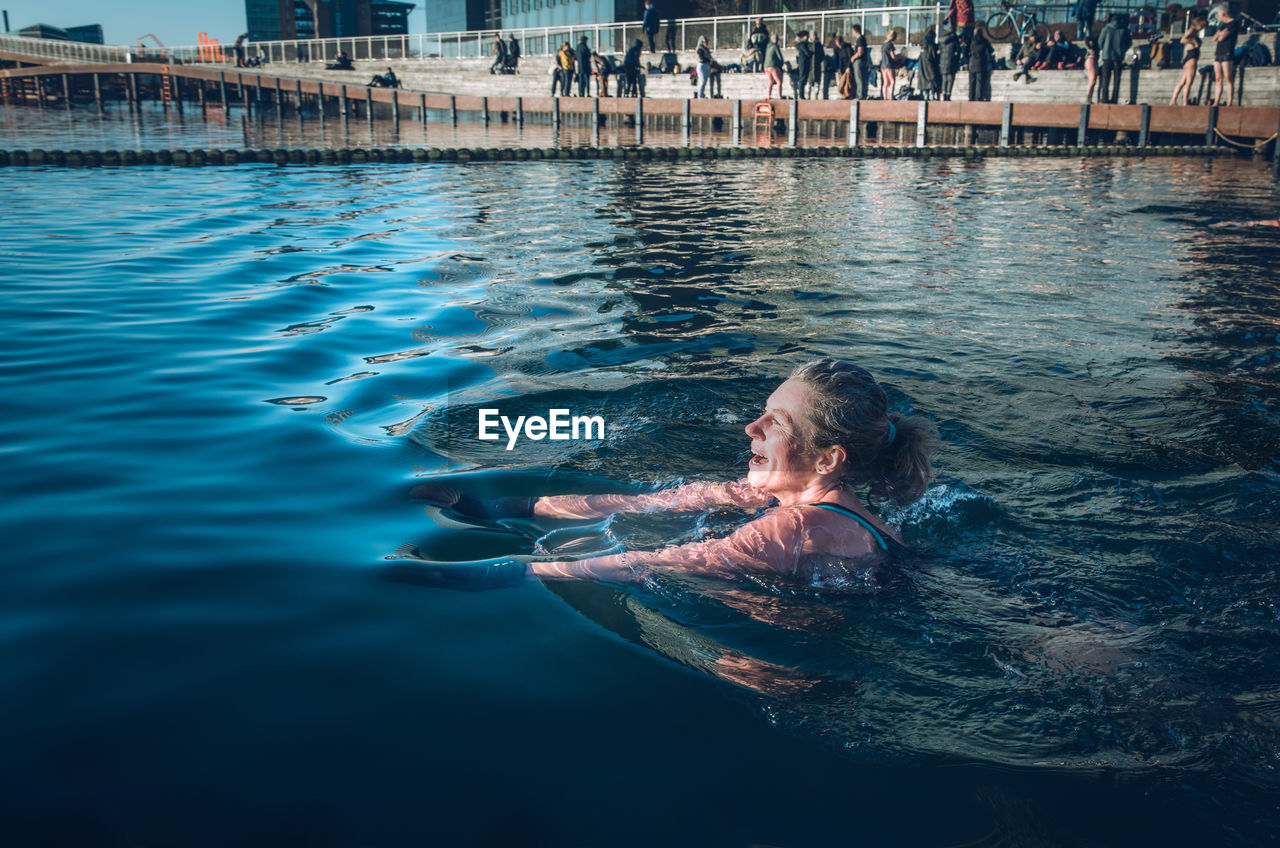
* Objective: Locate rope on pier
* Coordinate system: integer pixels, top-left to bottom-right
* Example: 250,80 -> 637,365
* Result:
1212,128 -> 1278,152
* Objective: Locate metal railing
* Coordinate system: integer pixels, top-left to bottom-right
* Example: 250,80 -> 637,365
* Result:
0,2 -> 1177,69
0,34 -> 139,63
233,7 -> 949,63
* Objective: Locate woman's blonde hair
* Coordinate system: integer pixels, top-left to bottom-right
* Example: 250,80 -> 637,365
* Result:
790,359 -> 938,505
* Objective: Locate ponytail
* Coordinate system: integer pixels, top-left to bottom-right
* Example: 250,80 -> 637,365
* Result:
791,358 -> 939,506
868,412 -> 938,505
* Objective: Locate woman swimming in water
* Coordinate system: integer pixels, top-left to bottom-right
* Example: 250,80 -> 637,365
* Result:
400,358 -> 938,590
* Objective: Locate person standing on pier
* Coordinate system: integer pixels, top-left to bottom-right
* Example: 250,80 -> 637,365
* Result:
795,31 -> 814,99
948,0 -> 975,63
1097,14 -> 1130,103
490,35 -> 507,74
623,39 -> 644,97
1083,37 -> 1100,102
665,19 -> 677,53
643,1 -> 661,53
764,33 -> 784,98
850,25 -> 870,100
813,33 -> 829,98
919,30 -> 942,100
880,31 -> 900,100
575,36 -> 593,97
1210,4 -> 1239,106
940,28 -> 960,100
968,29 -> 993,101
506,34 -> 521,72
695,36 -> 714,98
1169,22 -> 1202,105
592,51 -> 614,97
1074,0 -> 1099,40
556,41 -> 576,96
834,34 -> 853,98
749,18 -> 770,72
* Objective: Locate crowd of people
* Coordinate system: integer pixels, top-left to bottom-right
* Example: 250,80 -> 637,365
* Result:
225,0 -> 1262,110
538,36 -> 651,98
748,19 -> 990,102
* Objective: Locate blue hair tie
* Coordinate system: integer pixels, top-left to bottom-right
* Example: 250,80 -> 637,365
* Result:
884,420 -> 897,448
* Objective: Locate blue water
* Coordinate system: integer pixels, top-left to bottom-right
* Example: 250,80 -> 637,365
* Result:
2,149 -> 1279,847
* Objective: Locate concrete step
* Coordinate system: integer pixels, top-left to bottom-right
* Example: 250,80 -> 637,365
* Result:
217,57 -> 1280,107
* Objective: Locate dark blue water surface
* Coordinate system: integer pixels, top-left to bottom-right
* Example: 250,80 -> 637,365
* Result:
2,143 -> 1279,847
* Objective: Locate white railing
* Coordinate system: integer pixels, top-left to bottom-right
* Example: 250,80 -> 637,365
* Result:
225,7 -> 948,64
0,34 -> 139,64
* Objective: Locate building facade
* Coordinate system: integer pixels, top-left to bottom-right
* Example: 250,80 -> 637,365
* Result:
244,0 -> 415,41
425,0 -> 500,32
17,22 -> 104,42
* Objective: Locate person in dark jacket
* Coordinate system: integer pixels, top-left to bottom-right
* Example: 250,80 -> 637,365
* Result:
1097,14 -> 1130,103
1044,29 -> 1076,68
919,30 -> 942,100
850,24 -> 870,99
506,34 -> 521,71
575,36 -> 593,96
812,34 -> 828,98
623,39 -> 644,96
1074,0 -> 1099,40
665,18 -> 677,53
794,31 -> 813,98
834,34 -> 853,98
940,28 -> 960,100
489,35 -> 507,74
1012,34 -> 1045,81
968,30 -> 993,101
749,18 -> 770,71
643,1 -> 660,53
695,35 -> 713,98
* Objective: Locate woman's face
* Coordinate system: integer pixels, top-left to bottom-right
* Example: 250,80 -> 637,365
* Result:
744,378 -> 821,495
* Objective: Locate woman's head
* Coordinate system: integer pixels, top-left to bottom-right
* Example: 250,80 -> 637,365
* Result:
759,359 -> 937,505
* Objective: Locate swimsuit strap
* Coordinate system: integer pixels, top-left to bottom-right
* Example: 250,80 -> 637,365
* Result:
807,502 -> 890,552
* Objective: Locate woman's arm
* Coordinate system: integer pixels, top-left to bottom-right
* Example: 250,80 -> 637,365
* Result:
530,508 -> 801,583
532,480 -> 770,520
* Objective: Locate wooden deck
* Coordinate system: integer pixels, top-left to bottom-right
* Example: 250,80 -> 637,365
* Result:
3,61 -> 1278,145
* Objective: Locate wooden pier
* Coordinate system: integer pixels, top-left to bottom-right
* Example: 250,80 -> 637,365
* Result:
2,61 -> 1278,159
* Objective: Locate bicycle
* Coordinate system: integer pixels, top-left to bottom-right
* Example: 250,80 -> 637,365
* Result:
985,0 -> 1041,42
